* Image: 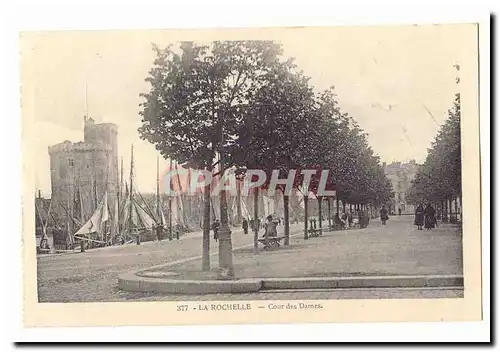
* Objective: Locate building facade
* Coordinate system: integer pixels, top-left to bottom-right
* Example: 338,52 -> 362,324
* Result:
383,160 -> 419,214
48,117 -> 118,228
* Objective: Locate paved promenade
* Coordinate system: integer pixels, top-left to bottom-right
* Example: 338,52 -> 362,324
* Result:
159,215 -> 462,280
37,216 -> 462,302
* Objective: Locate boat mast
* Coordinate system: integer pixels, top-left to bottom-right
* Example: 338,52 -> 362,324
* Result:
117,157 -> 123,238
85,84 -> 89,118
129,145 -> 134,238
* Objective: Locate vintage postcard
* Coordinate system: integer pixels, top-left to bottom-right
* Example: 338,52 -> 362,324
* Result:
21,23 -> 483,329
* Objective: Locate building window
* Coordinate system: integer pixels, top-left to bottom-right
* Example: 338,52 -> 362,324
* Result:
68,159 -> 74,167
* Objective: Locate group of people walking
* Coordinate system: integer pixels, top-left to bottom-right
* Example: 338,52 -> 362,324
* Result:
211,202 -> 438,239
378,203 -> 437,231
414,203 -> 437,230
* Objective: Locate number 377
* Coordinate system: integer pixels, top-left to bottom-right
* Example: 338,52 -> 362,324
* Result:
177,305 -> 188,312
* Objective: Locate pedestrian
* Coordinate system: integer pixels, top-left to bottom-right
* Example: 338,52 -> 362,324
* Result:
424,203 -> 437,230
212,219 -> 220,242
242,218 -> 249,234
264,215 -> 277,238
414,204 -> 425,230
348,212 -> 354,228
379,205 -> 389,226
358,209 -> 367,228
398,207 -> 402,216
312,218 -> 317,229
341,212 -> 348,229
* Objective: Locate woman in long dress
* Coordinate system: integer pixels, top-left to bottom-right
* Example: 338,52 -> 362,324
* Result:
414,204 -> 424,230
424,203 -> 436,230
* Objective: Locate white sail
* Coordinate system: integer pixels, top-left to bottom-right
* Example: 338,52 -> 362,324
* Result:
119,196 -> 155,231
297,190 -> 305,209
160,202 -> 167,226
135,201 -> 155,229
232,197 -> 239,223
275,191 -> 284,218
241,197 -> 250,220
263,195 -> 275,217
177,194 -> 185,226
74,192 -> 109,236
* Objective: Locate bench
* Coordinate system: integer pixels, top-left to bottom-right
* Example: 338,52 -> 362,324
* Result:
258,236 -> 285,250
308,228 -> 322,237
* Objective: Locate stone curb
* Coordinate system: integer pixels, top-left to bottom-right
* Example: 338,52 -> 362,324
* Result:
260,275 -> 464,290
119,272 -> 262,294
118,272 -> 463,294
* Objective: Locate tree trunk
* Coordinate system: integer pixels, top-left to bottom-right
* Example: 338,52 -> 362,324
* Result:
459,195 -> 462,223
448,198 -> 453,223
454,197 -> 458,222
441,201 -> 448,222
236,180 -> 242,224
318,196 -> 323,235
284,195 -> 290,245
303,196 -> 309,240
336,196 -> 340,219
202,181 -> 211,271
253,188 -> 259,254
327,197 -> 332,227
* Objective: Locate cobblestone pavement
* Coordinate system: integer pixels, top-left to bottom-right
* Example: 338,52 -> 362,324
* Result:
37,223 -> 304,302
116,287 -> 464,301
37,216 -> 462,302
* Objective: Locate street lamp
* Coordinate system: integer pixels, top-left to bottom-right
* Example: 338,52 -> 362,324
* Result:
217,116 -> 235,280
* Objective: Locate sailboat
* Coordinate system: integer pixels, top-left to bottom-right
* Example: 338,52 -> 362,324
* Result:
119,145 -> 156,244
73,190 -> 110,246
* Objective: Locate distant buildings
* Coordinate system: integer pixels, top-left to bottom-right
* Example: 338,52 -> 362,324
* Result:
383,160 -> 419,214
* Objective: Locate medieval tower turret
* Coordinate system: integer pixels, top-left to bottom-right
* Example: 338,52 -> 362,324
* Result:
48,117 -> 118,227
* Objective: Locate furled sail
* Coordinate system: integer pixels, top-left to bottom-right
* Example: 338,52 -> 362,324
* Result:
110,198 -> 120,240
120,197 -> 155,230
263,195 -> 275,217
241,197 -> 251,220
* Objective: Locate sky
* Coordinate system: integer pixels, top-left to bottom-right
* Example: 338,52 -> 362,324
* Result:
21,24 -> 475,196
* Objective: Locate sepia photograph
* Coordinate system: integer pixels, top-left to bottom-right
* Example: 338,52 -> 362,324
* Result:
19,22 -> 483,328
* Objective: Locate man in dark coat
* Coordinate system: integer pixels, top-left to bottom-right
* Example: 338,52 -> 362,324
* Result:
242,219 -> 249,234
414,204 -> 425,230
379,205 -> 389,225
424,203 -> 436,230
212,219 -> 220,241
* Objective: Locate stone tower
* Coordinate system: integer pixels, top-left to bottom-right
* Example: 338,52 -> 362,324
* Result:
48,117 -> 118,228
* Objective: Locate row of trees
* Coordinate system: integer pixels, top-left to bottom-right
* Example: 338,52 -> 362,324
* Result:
138,41 -> 393,278
406,92 -> 462,221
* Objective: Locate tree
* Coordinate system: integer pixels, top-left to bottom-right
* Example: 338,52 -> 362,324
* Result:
139,40 -> 286,277
231,59 -> 317,245
407,93 -> 461,220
